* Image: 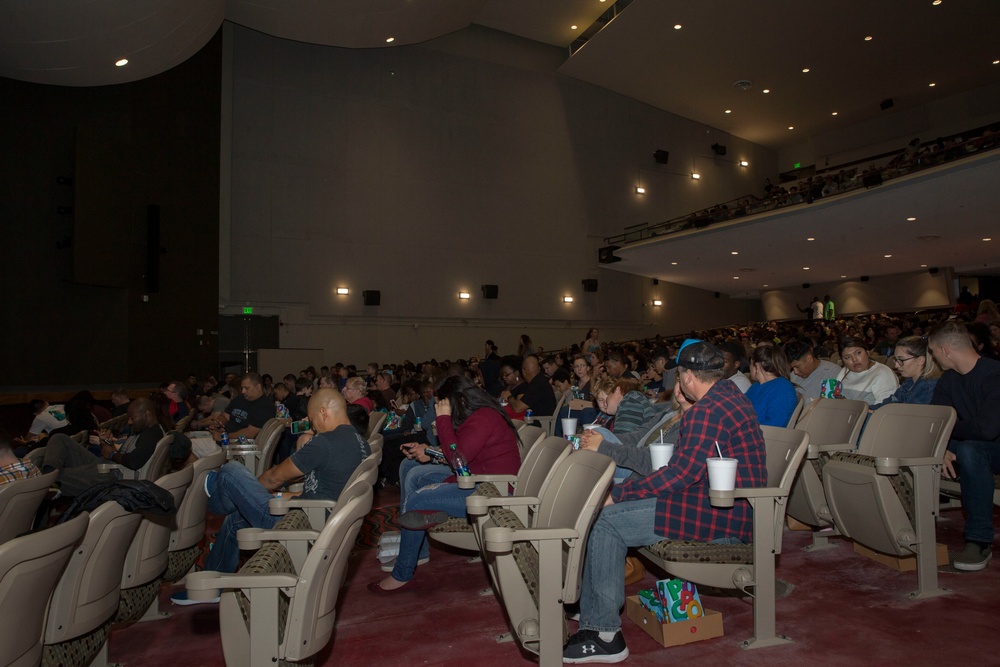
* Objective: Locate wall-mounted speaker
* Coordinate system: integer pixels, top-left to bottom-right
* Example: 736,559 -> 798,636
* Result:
802,283 -> 810,289
362,290 -> 381,306
862,172 -> 883,188
481,284 -> 498,299
860,275 -> 870,282
711,143 -> 727,156
880,98 -> 894,111
714,292 -> 721,299
598,246 -> 621,264
653,150 -> 669,165
582,279 -> 598,292
928,267 -> 939,275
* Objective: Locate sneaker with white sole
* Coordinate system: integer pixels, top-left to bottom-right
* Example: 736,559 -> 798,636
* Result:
204,470 -> 217,498
171,589 -> 220,606
563,629 -> 629,664
953,542 -> 992,571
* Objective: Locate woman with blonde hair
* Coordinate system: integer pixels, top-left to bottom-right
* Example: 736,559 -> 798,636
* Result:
976,299 -> 999,325
871,336 -> 942,410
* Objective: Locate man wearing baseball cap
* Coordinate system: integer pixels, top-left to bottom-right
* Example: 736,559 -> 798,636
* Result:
564,341 -> 767,663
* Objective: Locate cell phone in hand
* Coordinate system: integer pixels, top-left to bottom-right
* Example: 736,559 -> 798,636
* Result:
424,447 -> 446,461
291,419 -> 311,435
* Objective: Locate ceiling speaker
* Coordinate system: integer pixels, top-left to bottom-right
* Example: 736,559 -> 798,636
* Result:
598,246 -> 621,264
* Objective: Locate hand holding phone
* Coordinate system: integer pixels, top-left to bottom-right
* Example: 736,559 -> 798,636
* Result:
291,419 -> 311,435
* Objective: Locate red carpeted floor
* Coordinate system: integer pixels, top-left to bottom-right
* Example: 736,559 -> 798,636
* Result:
106,486 -> 1000,666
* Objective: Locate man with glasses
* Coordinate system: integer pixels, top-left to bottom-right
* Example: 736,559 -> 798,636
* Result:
341,376 -> 374,413
163,381 -> 191,421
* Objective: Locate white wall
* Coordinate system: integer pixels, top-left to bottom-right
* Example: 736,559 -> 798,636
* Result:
760,268 -> 954,321
223,25 -> 774,363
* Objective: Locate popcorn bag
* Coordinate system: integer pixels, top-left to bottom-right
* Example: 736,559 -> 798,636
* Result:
627,578 -> 723,648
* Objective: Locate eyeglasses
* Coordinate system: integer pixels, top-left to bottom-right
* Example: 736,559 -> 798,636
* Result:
892,356 -> 916,365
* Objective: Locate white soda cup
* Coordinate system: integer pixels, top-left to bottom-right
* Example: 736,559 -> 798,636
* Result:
706,457 -> 738,491
649,443 -> 674,470
561,417 -> 578,436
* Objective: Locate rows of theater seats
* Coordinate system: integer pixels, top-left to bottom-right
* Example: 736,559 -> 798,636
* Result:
0,413 -> 384,667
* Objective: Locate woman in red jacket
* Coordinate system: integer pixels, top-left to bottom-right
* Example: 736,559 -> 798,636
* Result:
369,375 -> 521,592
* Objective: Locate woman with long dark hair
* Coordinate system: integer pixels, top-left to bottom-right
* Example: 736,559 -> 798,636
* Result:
369,376 -> 520,592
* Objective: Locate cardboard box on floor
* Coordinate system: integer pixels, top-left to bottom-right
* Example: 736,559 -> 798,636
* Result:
853,541 -> 949,572
625,596 -> 724,647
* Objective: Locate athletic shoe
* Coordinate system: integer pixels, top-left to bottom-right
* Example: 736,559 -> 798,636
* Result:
953,542 -> 992,571
398,510 -> 449,530
204,470 -> 217,498
170,589 -> 220,606
563,629 -> 629,664
380,556 -> 430,572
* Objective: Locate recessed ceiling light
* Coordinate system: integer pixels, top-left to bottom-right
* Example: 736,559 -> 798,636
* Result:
571,25 -> 578,30
920,265 -> 927,268
884,254 -> 893,258
115,58 -> 128,67
733,276 -> 739,279
803,267 -> 810,270
841,275 -> 847,278
691,173 -> 700,179
674,24 -> 682,30
984,238 -> 993,242
671,262 -> 678,265
386,37 -> 395,43
635,186 -> 645,194
807,237 -> 815,241
739,160 -> 749,167
731,251 -> 739,255
906,217 -> 916,221
994,60 -> 1000,65
763,284 -> 769,287
864,36 -> 873,41
928,82 -> 936,87
725,109 -> 732,114
762,89 -> 770,94
801,68 -> 810,73
932,0 -> 942,5
831,111 -> 838,116
788,126 -> 794,130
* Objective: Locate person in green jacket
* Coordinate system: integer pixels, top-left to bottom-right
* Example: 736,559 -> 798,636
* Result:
824,294 -> 836,320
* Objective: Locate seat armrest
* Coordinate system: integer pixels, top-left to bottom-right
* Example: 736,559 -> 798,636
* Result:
185,570 -> 299,599
875,456 -> 941,475
96,463 -> 124,473
806,442 -> 852,459
464,474 -> 517,485
466,495 -> 540,516
483,525 -> 579,552
237,527 -> 319,549
734,486 -> 784,499
269,497 -> 338,515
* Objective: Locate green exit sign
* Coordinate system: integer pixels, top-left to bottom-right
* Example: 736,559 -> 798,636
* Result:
793,162 -> 801,169
243,306 -> 254,314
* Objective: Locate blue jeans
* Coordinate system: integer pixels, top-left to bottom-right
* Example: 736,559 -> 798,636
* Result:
948,439 -> 1000,544
204,462 -> 280,573
390,481 -> 475,583
579,498 -> 742,633
398,459 -> 451,560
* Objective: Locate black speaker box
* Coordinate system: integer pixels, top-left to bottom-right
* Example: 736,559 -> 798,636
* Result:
481,284 -> 499,299
363,290 -> 381,306
582,279 -> 598,292
146,205 -> 160,293
653,150 -> 669,165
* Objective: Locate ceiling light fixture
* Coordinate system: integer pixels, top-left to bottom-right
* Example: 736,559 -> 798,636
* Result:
733,276 -> 739,280
563,296 -> 574,303
932,0 -> 942,5
807,237 -> 815,241
920,264 -> 927,268
336,287 -> 349,295
864,36 -> 873,41
571,25 -> 578,29
762,89 -> 771,93
652,299 -> 662,306
385,37 -> 395,43
635,186 -> 645,194
725,109 -> 732,114
994,60 -> 1000,65
803,267 -> 810,270
831,111 -> 838,116
984,238 -> 993,242
459,292 -> 471,299
674,24 -> 682,30
841,275 -> 847,278
115,58 -> 128,67
671,262 -> 678,265
906,217 -> 916,221
739,160 -> 749,167
763,284 -> 769,287
928,82 -> 936,87
884,254 -> 892,258
802,68 -> 810,73
788,126 -> 794,130
691,173 -> 700,179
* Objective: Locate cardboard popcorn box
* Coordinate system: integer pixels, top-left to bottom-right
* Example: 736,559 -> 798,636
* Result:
626,596 -> 724,648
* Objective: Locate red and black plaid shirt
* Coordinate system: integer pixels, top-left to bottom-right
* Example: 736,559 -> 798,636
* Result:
611,378 -> 767,542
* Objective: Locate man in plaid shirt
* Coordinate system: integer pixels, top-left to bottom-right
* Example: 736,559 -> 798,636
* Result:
0,429 -> 42,486
564,341 -> 767,664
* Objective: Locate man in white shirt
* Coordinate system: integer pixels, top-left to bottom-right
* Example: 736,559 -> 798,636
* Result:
719,342 -> 752,393
28,400 -> 67,436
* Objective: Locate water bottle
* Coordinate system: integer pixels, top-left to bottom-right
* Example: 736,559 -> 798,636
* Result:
276,401 -> 290,419
449,444 -> 471,476
220,431 -> 229,448
525,409 -> 533,424
414,417 -> 422,432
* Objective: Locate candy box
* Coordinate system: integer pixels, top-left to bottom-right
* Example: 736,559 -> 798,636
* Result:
626,596 -> 724,648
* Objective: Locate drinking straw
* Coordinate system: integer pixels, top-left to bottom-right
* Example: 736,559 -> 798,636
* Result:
715,441 -> 724,458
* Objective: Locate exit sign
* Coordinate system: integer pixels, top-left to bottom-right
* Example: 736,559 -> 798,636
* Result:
243,306 -> 254,314
793,162 -> 801,169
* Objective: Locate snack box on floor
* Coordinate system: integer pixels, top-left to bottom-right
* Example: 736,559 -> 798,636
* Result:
626,596 -> 724,648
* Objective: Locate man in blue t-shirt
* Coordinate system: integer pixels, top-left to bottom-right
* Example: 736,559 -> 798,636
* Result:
171,387 -> 370,605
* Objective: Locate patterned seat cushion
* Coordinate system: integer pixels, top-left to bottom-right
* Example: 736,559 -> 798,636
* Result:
644,539 -> 753,565
274,509 -> 313,531
116,578 -> 162,624
428,481 -> 502,535
42,619 -> 112,667
488,506 -> 540,607
165,544 -> 201,582
828,451 -> 915,524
